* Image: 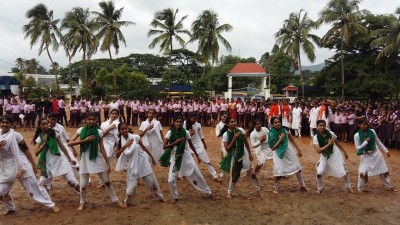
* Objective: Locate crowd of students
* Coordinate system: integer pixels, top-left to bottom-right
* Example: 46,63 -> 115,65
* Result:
0,94 -> 397,215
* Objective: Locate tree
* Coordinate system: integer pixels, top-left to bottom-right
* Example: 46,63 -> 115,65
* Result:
319,0 -> 367,98
275,9 -> 320,98
370,8 -> 400,65
62,7 -> 99,97
189,10 -> 233,77
92,1 -> 135,92
148,8 -> 190,96
23,3 -> 62,91
161,67 -> 186,85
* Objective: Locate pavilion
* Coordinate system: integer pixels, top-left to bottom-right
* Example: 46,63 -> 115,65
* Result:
225,63 -> 270,99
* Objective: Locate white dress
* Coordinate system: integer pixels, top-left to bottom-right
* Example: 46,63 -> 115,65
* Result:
309,107 -> 319,129
271,131 -> 302,176
165,130 -> 195,177
291,107 -> 302,130
313,132 -> 347,177
77,128 -> 107,174
215,121 -> 227,155
354,130 -> 389,176
51,123 -> 78,164
115,134 -> 152,180
184,121 -> 210,163
139,119 -> 164,163
281,105 -> 292,128
100,119 -> 119,158
222,128 -> 252,173
250,127 -> 273,166
35,133 -> 70,177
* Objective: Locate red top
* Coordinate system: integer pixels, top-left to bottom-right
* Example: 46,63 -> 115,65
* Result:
52,99 -> 59,112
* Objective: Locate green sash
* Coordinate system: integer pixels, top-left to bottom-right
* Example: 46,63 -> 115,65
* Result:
268,127 -> 288,159
80,125 -> 100,161
159,127 -> 186,172
37,132 -> 60,178
316,129 -> 333,159
356,128 -> 376,155
220,128 -> 245,183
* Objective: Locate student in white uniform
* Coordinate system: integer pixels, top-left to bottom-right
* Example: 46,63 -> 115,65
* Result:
34,118 -> 80,194
69,112 -> 122,211
47,113 -> 79,171
139,109 -> 164,165
0,115 -> 59,214
216,113 -> 228,178
160,116 -> 213,204
313,119 -> 352,194
291,103 -> 302,137
100,108 -> 120,166
354,118 -> 397,193
248,119 -> 273,176
220,117 -> 260,199
268,116 -> 306,194
115,122 -> 164,208
309,102 -> 319,137
184,112 -> 220,182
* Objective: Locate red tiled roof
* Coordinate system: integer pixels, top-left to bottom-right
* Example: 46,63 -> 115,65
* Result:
282,85 -> 298,91
228,63 -> 266,74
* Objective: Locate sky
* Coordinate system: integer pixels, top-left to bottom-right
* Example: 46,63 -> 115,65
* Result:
0,0 -> 398,73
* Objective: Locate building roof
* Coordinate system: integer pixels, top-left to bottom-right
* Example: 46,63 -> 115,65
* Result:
227,63 -> 269,77
0,76 -> 20,85
282,84 -> 298,91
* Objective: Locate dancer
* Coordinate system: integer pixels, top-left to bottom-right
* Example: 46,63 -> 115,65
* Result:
160,116 -> 213,204
268,116 -> 306,194
100,108 -> 120,166
0,115 -> 59,214
354,118 -> 397,192
216,112 -> 228,178
115,122 -> 164,208
220,117 -> 260,199
139,109 -> 164,165
249,119 -> 273,176
69,112 -> 122,210
313,120 -> 352,193
184,112 -> 220,182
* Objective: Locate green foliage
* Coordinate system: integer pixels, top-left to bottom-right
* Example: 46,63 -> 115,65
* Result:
263,50 -> 295,87
192,78 -> 209,97
161,67 -> 186,85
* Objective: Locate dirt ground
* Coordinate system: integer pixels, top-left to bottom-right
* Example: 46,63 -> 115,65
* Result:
2,125 -> 400,225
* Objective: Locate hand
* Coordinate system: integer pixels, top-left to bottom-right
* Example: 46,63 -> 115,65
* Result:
197,156 -> 201,164
328,138 -> 335,146
16,169 -> 25,179
249,154 -> 253,162
69,159 -> 77,165
0,140 -> 5,148
107,164 -> 111,174
344,153 -> 349,160
297,151 -> 302,158
189,129 -> 195,136
42,134 -> 48,143
387,152 -> 391,158
279,132 -> 285,140
109,124 -> 116,130
122,139 -> 134,148
85,135 -> 96,142
32,165 -> 38,174
175,137 -> 185,145
203,145 -> 207,150
260,135 -> 267,143
233,132 -> 241,140
365,137 -> 370,142
146,124 -> 154,130
151,158 -> 156,166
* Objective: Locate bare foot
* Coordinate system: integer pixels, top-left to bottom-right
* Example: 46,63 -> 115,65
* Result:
390,188 -> 398,192
347,188 -> 354,193
209,193 -> 215,200
226,194 -> 232,199
213,177 -> 222,183
4,210 -> 15,216
170,199 -> 178,204
316,190 -> 322,194
273,190 -> 279,194
300,187 -> 308,192
51,206 -> 60,213
77,203 -> 87,211
158,198 -> 165,202
120,201 -> 127,209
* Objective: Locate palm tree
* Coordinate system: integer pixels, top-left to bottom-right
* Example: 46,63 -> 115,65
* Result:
23,3 -> 62,91
148,8 -> 190,96
319,0 -> 367,98
148,8 -> 190,63
275,9 -> 320,98
61,7 -> 98,96
92,1 -> 135,92
189,10 -> 233,77
370,8 -> 400,65
15,58 -> 25,72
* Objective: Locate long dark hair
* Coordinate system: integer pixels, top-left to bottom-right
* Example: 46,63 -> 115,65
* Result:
246,119 -> 262,137
117,122 -> 134,149
185,112 -> 197,131
217,115 -> 232,138
33,118 -> 56,144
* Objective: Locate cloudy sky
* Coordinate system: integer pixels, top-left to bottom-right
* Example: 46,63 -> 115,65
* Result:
0,0 -> 398,72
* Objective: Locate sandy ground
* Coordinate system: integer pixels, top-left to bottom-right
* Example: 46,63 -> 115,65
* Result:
2,125 -> 400,225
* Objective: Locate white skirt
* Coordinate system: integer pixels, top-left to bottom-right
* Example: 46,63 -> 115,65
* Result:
272,142 -> 301,176
358,150 -> 388,177
316,146 -> 347,177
